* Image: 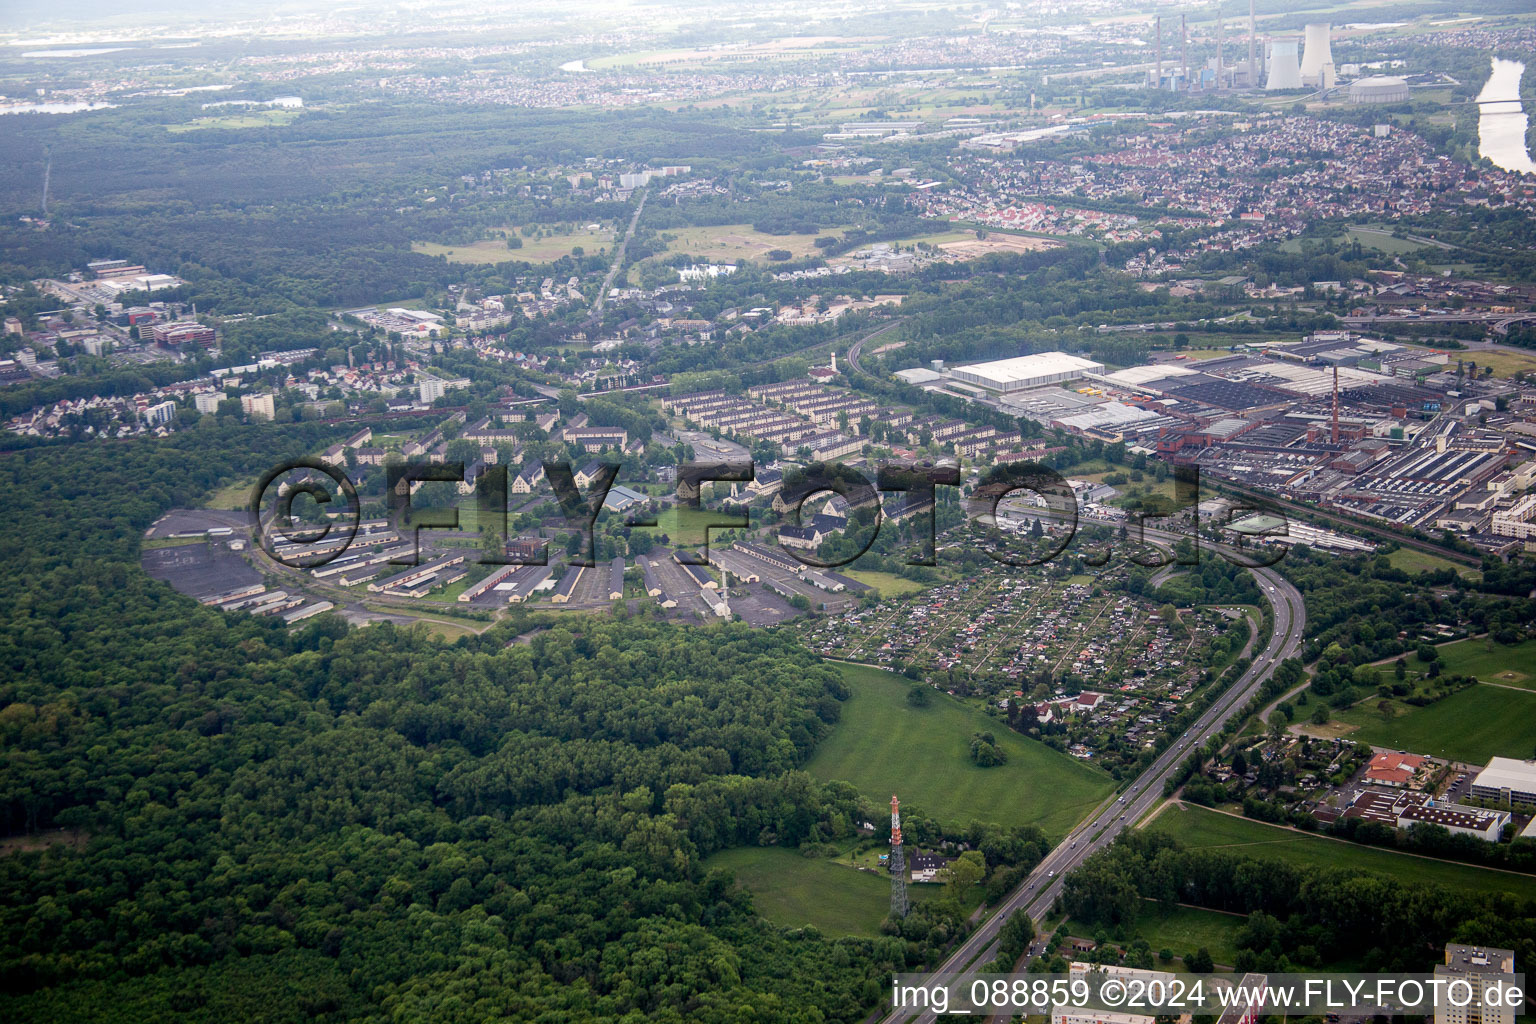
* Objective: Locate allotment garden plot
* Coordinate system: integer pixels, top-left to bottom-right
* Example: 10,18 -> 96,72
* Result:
798,567 -> 1246,775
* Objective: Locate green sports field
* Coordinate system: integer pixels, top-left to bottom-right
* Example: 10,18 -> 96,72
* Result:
702,846 -> 922,936
1146,804 -> 1536,902
806,663 -> 1115,839
1331,683 -> 1536,762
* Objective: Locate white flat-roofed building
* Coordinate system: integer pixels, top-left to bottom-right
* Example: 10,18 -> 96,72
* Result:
1053,1011 -> 1153,1024
951,352 -> 1106,393
1068,962 -> 1175,984
1470,757 -> 1536,805
894,367 -> 945,385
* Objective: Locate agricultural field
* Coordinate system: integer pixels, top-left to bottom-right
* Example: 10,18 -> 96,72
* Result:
701,845 -> 919,937
1145,804 -> 1536,902
1329,682 -> 1536,762
805,663 -> 1114,839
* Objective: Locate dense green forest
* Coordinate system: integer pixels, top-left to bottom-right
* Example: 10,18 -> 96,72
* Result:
1059,830 -> 1536,973
0,425 -> 1046,1021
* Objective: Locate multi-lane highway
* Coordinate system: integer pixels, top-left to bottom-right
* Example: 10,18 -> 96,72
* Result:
882,562 -> 1306,1024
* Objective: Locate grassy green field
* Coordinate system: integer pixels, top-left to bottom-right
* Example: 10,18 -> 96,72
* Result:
702,846 -> 917,936
206,478 -> 257,510
413,225 -> 612,264
654,223 -> 844,263
1065,905 -> 1243,966
1146,804 -> 1536,902
1331,683 -> 1536,762
841,570 -> 931,598
1386,546 -> 1480,578
141,536 -> 206,550
1132,906 -> 1243,966
1395,342 -> 1536,380
1431,637 -> 1536,691
652,504 -> 733,549
807,663 -> 1114,838
166,107 -> 300,133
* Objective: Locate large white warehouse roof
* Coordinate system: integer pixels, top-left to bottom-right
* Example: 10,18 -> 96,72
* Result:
951,352 -> 1105,391
1472,757 -> 1536,794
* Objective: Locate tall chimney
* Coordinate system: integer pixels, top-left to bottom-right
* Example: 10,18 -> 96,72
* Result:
1216,11 -> 1224,88
1154,14 -> 1162,89
1248,0 -> 1258,85
1181,14 -> 1189,90
1331,364 -> 1340,444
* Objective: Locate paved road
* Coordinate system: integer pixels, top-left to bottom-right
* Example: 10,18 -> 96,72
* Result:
882,561 -> 1306,1024
1341,311 -> 1536,335
592,188 -> 647,318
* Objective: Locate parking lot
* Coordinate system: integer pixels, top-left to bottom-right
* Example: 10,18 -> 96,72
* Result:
142,540 -> 262,600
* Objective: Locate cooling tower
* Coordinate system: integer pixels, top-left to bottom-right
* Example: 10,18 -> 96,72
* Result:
1266,37 -> 1302,90
1300,22 -> 1334,88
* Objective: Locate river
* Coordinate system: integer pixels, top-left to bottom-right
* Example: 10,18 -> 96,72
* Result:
1475,57 -> 1536,175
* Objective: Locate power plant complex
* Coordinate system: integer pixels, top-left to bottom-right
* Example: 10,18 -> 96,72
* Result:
1149,12 -> 1337,94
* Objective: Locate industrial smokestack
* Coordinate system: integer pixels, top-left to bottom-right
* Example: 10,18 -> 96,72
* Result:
1248,0 -> 1258,86
1215,11 -> 1224,88
1300,22 -> 1335,89
1154,14 -> 1162,89
1181,14 -> 1188,91
1266,36 -> 1302,90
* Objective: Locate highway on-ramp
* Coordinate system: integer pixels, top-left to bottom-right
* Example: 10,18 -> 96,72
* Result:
881,561 -> 1306,1024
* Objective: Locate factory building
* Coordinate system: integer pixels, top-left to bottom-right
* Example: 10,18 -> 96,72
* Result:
949,352 -> 1106,393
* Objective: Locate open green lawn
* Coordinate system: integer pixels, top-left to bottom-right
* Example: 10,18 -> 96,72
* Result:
1146,804 -> 1536,902
1331,682 -> 1536,762
1386,546 -> 1480,578
702,846 -> 920,936
652,504 -> 732,549
653,223 -> 846,263
1432,637 -> 1536,691
141,536 -> 205,550
841,570 -> 931,598
807,663 -> 1114,839
1395,342 -> 1536,380
1064,904 -> 1243,966
1131,905 -> 1243,966
166,107 -> 300,133
206,478 -> 257,511
413,225 -> 612,264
